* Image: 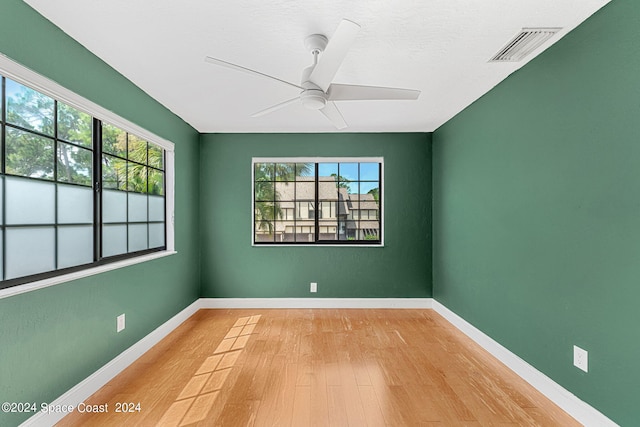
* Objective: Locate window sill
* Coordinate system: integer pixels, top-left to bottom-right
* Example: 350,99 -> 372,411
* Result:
0,250 -> 177,300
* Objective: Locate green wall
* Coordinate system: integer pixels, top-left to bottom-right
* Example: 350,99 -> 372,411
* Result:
199,133 -> 432,298
0,2 -> 201,425
433,0 -> 639,424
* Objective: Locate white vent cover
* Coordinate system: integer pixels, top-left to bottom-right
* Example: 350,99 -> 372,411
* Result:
490,28 -> 561,62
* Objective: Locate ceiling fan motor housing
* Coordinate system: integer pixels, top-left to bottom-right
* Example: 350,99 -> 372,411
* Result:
300,65 -> 327,110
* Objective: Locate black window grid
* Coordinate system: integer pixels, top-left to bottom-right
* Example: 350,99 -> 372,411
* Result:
253,161 -> 382,245
0,76 -> 167,290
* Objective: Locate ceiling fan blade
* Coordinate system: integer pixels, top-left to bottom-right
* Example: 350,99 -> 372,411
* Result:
309,19 -> 360,92
251,96 -> 301,117
205,56 -> 303,90
327,84 -> 421,101
319,101 -> 347,129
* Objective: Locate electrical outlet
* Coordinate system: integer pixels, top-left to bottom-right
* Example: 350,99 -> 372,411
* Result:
117,314 -> 126,333
573,345 -> 588,372
310,282 -> 317,293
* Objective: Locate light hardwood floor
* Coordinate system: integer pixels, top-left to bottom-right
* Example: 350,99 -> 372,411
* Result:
58,309 -> 580,426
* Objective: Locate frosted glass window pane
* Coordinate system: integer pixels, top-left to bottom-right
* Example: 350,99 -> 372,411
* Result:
128,224 -> 147,252
148,196 -> 164,221
6,177 -> 55,224
102,189 -> 127,223
102,224 -> 127,257
149,223 -> 165,248
0,177 -> 3,225
128,193 -> 147,222
6,227 -> 55,279
0,230 -> 3,279
58,184 -> 93,224
58,226 -> 93,268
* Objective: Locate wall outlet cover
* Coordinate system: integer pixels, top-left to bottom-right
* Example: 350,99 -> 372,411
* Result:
117,314 -> 126,333
573,345 -> 588,372
310,282 -> 317,293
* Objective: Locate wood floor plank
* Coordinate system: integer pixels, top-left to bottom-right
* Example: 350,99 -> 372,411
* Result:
57,309 -> 581,426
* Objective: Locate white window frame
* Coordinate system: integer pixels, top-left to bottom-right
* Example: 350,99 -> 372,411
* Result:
251,156 -> 384,247
0,53 -> 176,300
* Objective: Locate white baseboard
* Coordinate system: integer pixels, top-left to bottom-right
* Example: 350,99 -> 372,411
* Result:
20,299 -> 204,427
199,297 -> 433,309
431,300 -> 617,427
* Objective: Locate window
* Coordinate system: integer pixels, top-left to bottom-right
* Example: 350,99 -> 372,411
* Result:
100,122 -> 165,257
253,158 -> 382,245
0,63 -> 173,291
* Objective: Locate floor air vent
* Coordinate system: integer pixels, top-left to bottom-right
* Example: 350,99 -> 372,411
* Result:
490,28 -> 561,62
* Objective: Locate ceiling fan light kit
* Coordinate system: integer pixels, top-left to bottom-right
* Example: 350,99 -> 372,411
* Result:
205,19 -> 421,129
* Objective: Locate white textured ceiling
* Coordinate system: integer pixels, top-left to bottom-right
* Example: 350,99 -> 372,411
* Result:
24,0 -> 610,133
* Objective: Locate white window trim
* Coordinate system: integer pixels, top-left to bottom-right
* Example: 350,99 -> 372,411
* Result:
251,156 -> 384,247
0,53 -> 176,299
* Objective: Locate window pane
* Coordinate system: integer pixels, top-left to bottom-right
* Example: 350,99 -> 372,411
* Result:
275,163 -> 295,181
255,181 -> 274,202
358,221 -> 380,241
296,163 -> 314,177
6,127 -> 54,179
274,221 -> 294,242
255,202 -> 276,221
360,163 -> 379,181
275,181 -> 294,201
58,184 -> 93,224
127,163 -> 147,193
295,181 -> 314,201
318,163 -> 337,177
128,192 -> 147,222
128,224 -> 147,252
5,79 -> 54,135
0,230 -> 3,279
341,180 -> 357,195
318,221 -> 338,240
57,143 -> 92,186
149,195 -> 165,221
319,201 -> 336,219
102,189 -> 127,223
339,163 -> 358,181
5,227 -> 55,279
149,223 -> 165,248
102,154 -> 126,190
295,221 -> 315,242
360,182 -> 379,199
102,224 -> 127,257
338,220 -> 348,240
319,177 -> 339,201
128,134 -> 147,164
255,163 -> 274,181
148,169 -> 164,196
57,102 -> 92,147
6,176 -> 55,224
102,122 -> 127,157
148,144 -> 164,169
58,225 -> 93,268
254,222 -> 275,242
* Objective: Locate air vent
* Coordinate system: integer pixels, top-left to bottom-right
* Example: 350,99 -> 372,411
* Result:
490,28 -> 561,62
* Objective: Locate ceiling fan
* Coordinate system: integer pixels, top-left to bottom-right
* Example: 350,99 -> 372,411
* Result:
204,19 -> 421,129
